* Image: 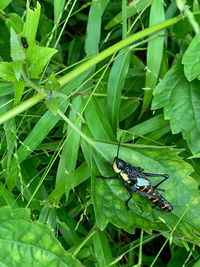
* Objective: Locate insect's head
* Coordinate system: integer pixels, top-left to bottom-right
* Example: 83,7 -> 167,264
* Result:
112,137 -> 126,173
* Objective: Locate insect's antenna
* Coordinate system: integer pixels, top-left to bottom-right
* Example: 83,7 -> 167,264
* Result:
116,137 -> 122,158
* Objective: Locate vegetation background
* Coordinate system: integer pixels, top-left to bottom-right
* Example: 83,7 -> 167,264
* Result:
0,0 -> 200,266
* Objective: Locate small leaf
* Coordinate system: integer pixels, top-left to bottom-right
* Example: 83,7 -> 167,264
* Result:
0,62 -> 16,82
10,28 -> 25,61
45,73 -> 60,114
14,79 -> 25,106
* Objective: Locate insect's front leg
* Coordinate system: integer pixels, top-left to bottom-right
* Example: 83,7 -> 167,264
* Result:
124,185 -> 133,210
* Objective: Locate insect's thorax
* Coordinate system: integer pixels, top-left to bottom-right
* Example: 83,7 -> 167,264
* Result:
113,158 -> 146,184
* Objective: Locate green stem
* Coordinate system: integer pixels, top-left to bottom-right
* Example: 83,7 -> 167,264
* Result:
0,15 -> 181,125
0,90 -> 46,124
58,15 -> 181,86
138,229 -> 143,267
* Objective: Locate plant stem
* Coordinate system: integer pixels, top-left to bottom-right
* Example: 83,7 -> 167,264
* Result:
0,90 -> 46,124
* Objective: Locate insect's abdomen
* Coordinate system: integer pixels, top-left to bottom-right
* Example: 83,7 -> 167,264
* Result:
139,185 -> 173,212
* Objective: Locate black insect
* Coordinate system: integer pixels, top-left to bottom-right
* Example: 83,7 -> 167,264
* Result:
21,37 -> 28,48
96,138 -> 173,212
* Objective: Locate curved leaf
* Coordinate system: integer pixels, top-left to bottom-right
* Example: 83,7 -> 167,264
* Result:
182,32 -> 200,81
152,62 -> 200,155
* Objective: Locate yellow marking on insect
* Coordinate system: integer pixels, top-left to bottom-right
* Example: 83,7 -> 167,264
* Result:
140,186 -> 147,191
152,198 -> 158,202
113,161 -> 121,173
120,172 -> 129,181
161,204 -> 167,209
147,188 -> 152,193
148,196 -> 151,199
152,192 -> 156,196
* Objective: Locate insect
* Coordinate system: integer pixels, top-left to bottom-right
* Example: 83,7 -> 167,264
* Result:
21,37 -> 28,48
96,138 -> 173,212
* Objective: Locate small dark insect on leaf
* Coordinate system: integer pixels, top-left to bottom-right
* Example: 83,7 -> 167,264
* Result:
21,37 -> 28,48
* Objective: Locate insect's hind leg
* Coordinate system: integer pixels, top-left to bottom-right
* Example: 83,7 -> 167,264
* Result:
143,173 -> 169,189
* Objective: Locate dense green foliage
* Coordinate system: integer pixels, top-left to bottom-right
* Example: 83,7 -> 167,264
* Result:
0,0 -> 200,266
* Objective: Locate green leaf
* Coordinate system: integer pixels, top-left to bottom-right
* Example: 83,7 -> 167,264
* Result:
84,97 -> 115,141
93,230 -> 113,266
56,96 -> 83,201
0,62 -> 16,82
0,206 -> 82,266
23,1 -> 41,47
182,32 -> 200,81
125,114 -> 169,142
10,28 -> 25,61
45,73 -> 60,114
105,0 -> 151,30
107,50 -> 131,132
12,61 -> 23,81
5,13 -> 23,33
0,0 -> 12,10
152,62 -> 200,155
14,79 -> 25,106
54,0 -> 65,24
47,162 -> 90,206
140,0 -> 165,118
85,0 -> 109,55
25,45 -> 57,78
7,99 -> 69,191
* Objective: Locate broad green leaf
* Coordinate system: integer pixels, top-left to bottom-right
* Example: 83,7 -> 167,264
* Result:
56,96 -> 83,201
182,32 -> 200,81
152,62 -> 200,155
105,0 -> 151,30
85,0 -> 109,55
84,97 -> 115,141
26,45 -> 57,78
107,50 -> 131,132
92,140 -> 200,244
0,206 -> 82,266
10,28 -> 25,62
140,0 -> 165,118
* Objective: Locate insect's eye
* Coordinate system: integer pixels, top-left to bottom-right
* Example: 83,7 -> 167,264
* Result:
117,160 -> 125,170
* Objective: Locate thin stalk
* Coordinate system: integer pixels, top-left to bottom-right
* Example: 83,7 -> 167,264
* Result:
138,229 -> 143,267
0,90 -> 46,124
